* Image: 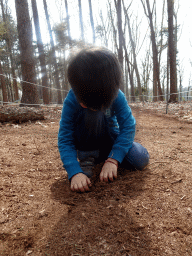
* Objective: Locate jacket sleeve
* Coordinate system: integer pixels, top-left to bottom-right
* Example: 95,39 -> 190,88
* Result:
108,90 -> 136,163
58,90 -> 83,180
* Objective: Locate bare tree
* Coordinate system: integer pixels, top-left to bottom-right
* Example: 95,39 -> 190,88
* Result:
141,48 -> 152,99
122,1 -> 142,100
0,0 -> 19,101
78,0 -> 84,41
43,0 -> 62,104
167,0 -> 177,102
88,0 -> 95,44
114,0 -> 123,74
108,1 -> 118,52
15,0 -> 39,107
158,0 -> 165,65
65,0 -> 71,46
98,10 -> 110,47
123,42 -> 135,101
31,0 -> 49,104
178,64 -> 183,102
141,0 -> 164,101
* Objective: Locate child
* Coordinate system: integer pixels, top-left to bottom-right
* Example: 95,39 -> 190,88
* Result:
58,47 -> 149,192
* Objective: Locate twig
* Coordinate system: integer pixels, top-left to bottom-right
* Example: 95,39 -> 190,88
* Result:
33,136 -> 41,155
149,161 -> 170,165
171,179 -> 182,184
141,202 -> 149,209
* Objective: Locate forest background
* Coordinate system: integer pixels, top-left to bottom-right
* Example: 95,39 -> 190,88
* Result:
0,0 -> 192,106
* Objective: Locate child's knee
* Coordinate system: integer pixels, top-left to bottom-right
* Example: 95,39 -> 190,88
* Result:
125,142 -> 150,170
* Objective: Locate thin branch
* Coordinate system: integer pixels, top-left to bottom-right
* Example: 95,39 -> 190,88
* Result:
126,0 -> 133,11
151,0 -> 156,16
137,25 -> 150,55
158,0 -> 165,65
140,0 -> 149,17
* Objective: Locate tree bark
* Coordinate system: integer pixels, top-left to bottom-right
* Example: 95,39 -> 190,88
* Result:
31,0 -> 49,104
167,0 -> 177,102
43,0 -> 62,104
0,62 -> 8,104
0,105 -> 44,123
15,0 -> 39,107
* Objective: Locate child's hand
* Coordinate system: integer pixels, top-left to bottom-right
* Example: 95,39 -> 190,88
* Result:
71,173 -> 92,192
100,159 -> 118,182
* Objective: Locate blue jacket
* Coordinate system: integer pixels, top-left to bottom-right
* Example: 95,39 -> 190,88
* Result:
58,89 -> 136,179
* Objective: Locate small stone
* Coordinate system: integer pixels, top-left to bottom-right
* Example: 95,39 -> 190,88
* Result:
26,250 -> 33,255
38,209 -> 48,218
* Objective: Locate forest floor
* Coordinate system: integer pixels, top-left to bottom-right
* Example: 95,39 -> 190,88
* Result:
0,104 -> 192,256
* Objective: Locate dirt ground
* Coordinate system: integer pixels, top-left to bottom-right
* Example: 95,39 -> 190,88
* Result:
0,106 -> 192,256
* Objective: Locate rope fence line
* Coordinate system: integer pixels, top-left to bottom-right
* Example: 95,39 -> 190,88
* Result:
1,73 -> 192,97
0,73 -> 69,92
0,101 -> 64,107
0,73 -> 192,108
128,91 -> 192,99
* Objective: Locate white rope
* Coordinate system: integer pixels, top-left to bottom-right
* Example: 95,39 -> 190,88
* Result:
0,100 -> 63,107
0,73 -> 69,93
0,73 -> 192,105
128,90 -> 192,99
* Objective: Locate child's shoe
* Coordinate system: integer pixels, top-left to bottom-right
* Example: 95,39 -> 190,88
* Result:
78,150 -> 99,178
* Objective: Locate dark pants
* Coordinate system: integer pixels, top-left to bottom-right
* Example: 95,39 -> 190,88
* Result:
74,109 -> 149,170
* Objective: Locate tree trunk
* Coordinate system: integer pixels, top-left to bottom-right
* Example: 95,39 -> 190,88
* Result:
122,35 -> 135,101
31,0 -> 49,104
115,1 -> 123,70
174,11 -> 178,93
108,0 -> 124,90
0,62 -> 8,104
43,0 -> 62,104
167,45 -> 170,102
15,0 -> 39,107
65,0 -> 72,46
0,105 -> 44,123
88,0 -> 95,44
142,48 -> 151,100
1,0 -> 19,101
167,0 -> 177,102
78,0 -> 84,41
179,74 -> 182,102
122,1 -> 142,100
108,1 -> 118,52
158,0 -> 165,65
142,0 -> 164,101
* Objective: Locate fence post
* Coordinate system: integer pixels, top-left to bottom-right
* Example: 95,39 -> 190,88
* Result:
166,92 -> 169,114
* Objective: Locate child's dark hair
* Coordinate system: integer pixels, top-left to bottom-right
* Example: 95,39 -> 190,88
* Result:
67,47 -> 123,110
